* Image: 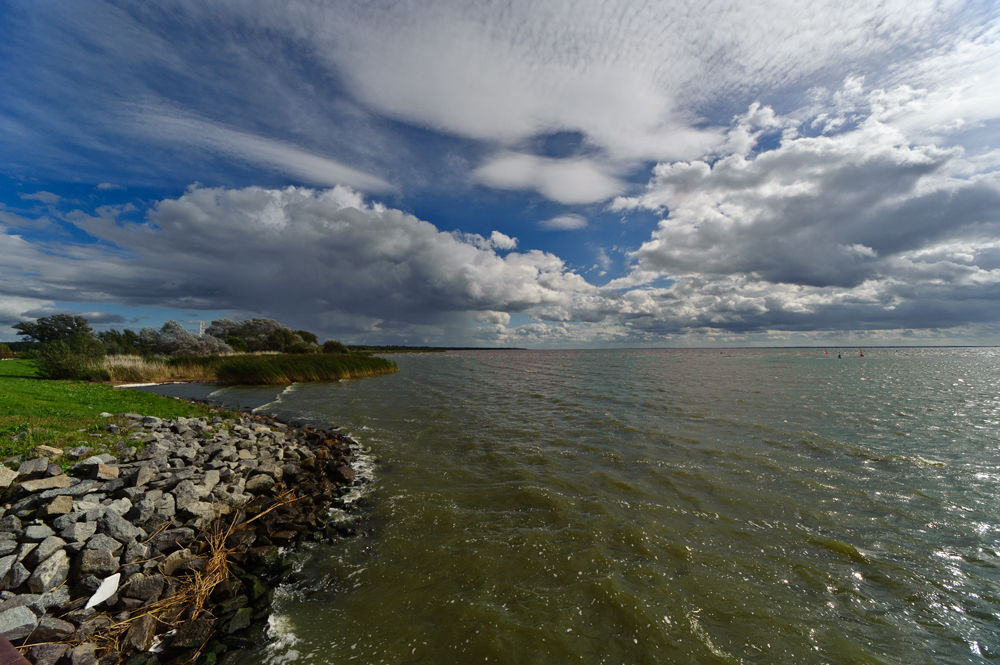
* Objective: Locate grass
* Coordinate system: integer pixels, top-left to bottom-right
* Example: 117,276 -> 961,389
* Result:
92,353 -> 397,385
0,359 -> 222,460
212,353 -> 397,384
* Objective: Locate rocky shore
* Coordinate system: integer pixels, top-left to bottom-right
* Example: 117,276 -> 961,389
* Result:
0,410 -> 368,665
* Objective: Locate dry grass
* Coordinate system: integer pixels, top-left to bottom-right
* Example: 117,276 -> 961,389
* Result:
97,355 -> 214,384
90,491 -> 301,658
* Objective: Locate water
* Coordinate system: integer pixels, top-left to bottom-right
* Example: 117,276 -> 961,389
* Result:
140,348 -> 1000,663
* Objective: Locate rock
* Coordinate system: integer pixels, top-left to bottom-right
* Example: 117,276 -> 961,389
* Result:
121,541 -> 149,565
2,562 -> 30,591
0,556 -> 14,581
24,535 -> 65,568
78,548 -> 119,577
38,479 -> 95,500
71,643 -> 98,665
61,521 -> 98,543
331,464 -> 356,484
28,549 -> 70,593
133,466 -> 156,487
17,458 -> 50,480
140,416 -> 161,427
125,499 -> 155,524
170,616 -> 215,648
183,501 -> 218,528
96,511 -> 145,543
20,475 -> 73,493
0,517 -> 22,537
0,605 -> 37,640
92,464 -> 120,481
31,615 -> 76,642
33,445 -> 63,460
41,585 -> 70,609
152,528 -> 195,553
223,607 -> 252,634
23,524 -> 55,541
86,534 -> 123,556
29,644 -> 69,665
123,574 -> 164,602
14,543 -> 36,563
0,467 -> 18,489
67,446 -> 93,460
45,495 -> 74,516
244,475 -> 275,494
0,540 -> 14,558
124,613 -> 157,651
0,594 -> 43,617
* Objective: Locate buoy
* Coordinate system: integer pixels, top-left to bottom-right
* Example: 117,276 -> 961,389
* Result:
825,349 -> 829,354
838,353 -> 841,358
859,348 -> 864,357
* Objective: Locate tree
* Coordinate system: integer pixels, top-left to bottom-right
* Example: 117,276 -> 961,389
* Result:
150,321 -> 233,356
322,340 -> 347,354
225,336 -> 248,352
98,329 -> 141,355
294,330 -> 318,345
206,318 -> 297,352
13,314 -> 93,343
0,344 -> 12,360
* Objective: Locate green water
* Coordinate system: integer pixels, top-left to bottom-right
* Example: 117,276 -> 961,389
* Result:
147,348 -> 1000,663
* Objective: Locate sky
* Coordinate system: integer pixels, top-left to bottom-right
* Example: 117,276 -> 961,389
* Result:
2,0 -> 999,348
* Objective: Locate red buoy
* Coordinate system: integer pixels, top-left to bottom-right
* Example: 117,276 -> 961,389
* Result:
859,348 -> 864,357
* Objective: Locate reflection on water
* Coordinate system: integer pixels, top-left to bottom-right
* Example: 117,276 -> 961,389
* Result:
142,348 -> 1000,664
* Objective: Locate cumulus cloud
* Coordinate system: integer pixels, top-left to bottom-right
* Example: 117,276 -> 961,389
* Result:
0,186 -> 596,338
19,308 -> 126,325
472,310 -> 511,325
606,82 -> 1000,335
473,153 -> 623,204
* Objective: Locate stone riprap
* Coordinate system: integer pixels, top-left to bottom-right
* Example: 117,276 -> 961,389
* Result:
0,412 -> 368,665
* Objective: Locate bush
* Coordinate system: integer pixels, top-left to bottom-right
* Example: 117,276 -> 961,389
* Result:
286,341 -> 315,354
225,336 -> 248,352
35,334 -> 106,380
294,330 -> 318,345
143,321 -> 233,356
0,344 -> 12,360
322,340 -> 347,354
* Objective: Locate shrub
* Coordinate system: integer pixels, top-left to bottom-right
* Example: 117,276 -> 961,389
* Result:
286,341 -> 315,354
35,334 -> 106,380
225,336 -> 248,352
322,340 -> 347,354
0,344 -> 12,360
294,330 -> 318,345
143,321 -> 233,356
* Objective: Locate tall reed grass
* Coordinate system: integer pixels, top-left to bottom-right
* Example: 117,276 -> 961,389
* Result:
91,353 -> 396,385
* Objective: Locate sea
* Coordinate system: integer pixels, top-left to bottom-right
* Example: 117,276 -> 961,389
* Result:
137,348 -> 1000,664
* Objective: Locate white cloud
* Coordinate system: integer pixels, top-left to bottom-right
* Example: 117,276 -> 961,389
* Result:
473,310 -> 511,325
128,108 -> 394,193
0,186 -> 596,337
19,191 -> 61,205
97,183 -> 124,191
473,152 -> 623,204
539,214 -> 587,230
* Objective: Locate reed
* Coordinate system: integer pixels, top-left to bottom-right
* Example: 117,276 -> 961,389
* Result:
90,353 -> 397,385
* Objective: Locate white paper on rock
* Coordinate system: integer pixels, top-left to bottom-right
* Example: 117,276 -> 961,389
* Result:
85,572 -> 120,609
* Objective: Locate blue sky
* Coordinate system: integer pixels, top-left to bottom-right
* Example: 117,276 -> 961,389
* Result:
2,1 -> 1000,347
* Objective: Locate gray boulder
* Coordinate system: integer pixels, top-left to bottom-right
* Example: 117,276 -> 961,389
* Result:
28,549 -> 70,593
0,605 -> 37,640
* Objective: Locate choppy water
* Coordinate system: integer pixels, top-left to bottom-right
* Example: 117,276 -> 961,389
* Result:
142,348 -> 1000,664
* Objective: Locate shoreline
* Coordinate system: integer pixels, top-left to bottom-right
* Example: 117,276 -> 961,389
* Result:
0,401 -> 370,665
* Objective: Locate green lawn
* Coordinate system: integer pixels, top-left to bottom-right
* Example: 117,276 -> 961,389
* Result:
0,359 -> 221,461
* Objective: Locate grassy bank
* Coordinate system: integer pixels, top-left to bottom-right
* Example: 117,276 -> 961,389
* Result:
0,359 -> 222,459
91,353 -> 398,385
